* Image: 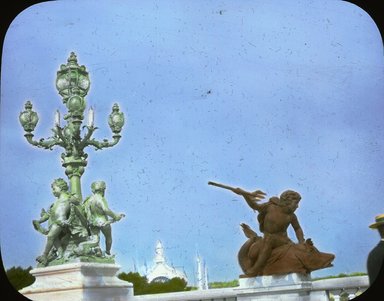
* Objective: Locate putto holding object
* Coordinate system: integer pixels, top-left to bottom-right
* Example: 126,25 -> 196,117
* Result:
83,181 -> 125,256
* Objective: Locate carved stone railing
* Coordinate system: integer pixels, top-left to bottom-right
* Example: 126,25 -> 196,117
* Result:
19,272 -> 369,301
311,275 -> 369,300
130,275 -> 369,301
132,287 -> 237,301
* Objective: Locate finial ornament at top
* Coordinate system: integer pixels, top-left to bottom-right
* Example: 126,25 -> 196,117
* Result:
67,51 -> 78,65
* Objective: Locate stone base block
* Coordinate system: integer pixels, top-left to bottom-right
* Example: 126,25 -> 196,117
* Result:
238,273 -> 311,288
236,273 -> 312,301
19,262 -> 133,301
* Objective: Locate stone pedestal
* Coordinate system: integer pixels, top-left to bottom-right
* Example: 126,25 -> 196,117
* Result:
236,273 -> 313,301
19,262 -> 133,301
238,273 -> 311,288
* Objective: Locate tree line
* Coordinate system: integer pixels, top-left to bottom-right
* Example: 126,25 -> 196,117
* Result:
5,266 -> 367,293
5,266 -> 192,294
5,266 -> 35,291
118,272 -> 192,294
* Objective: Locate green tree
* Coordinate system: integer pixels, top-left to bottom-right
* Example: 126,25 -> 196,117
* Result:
209,279 -> 239,288
146,277 -> 189,294
312,272 -> 367,281
167,277 -> 190,292
118,272 -> 148,295
6,266 -> 35,290
118,272 -> 190,295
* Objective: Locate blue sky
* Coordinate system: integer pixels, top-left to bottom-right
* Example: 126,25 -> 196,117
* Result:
1,0 -> 383,284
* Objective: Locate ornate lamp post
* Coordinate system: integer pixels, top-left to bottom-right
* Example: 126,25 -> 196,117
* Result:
19,52 -> 125,200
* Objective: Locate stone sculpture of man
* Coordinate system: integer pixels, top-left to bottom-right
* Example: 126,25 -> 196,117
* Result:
236,188 -> 305,276
208,181 -> 335,276
33,178 -> 80,266
83,181 -> 125,255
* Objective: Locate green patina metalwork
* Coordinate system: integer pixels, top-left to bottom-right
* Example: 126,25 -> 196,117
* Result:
19,52 -> 124,201
20,53 -> 125,267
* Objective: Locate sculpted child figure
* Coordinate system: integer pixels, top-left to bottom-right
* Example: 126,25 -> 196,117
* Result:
33,178 -> 80,266
83,181 -> 125,256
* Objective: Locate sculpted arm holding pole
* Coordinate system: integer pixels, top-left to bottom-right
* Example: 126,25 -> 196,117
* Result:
208,181 -> 266,210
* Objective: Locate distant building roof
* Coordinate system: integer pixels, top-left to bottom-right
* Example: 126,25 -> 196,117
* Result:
146,240 -> 188,283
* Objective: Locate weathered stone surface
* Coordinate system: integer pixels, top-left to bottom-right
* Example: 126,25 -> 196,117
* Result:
19,262 -> 133,301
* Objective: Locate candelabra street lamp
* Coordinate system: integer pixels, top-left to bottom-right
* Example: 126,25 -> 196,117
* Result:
19,52 -> 125,201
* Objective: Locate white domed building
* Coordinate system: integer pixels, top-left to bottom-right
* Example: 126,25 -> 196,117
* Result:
146,240 -> 188,283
